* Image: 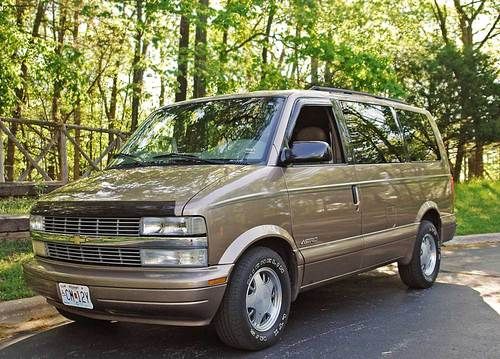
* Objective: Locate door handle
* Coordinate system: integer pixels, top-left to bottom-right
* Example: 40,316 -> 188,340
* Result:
351,185 -> 360,208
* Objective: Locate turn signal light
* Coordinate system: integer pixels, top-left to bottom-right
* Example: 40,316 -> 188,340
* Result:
208,277 -> 227,286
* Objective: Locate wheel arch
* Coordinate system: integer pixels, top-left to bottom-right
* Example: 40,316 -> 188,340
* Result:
218,225 -> 304,301
416,201 -> 442,241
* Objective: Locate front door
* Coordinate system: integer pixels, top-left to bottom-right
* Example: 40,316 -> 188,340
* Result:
282,99 -> 362,287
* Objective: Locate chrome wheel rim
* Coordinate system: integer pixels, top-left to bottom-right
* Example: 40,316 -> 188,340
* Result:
246,267 -> 282,332
420,233 -> 437,278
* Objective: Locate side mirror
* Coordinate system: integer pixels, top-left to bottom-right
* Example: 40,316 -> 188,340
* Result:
280,141 -> 333,165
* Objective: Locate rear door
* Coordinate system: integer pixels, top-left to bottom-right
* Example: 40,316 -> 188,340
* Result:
338,100 -> 413,267
282,98 -> 362,287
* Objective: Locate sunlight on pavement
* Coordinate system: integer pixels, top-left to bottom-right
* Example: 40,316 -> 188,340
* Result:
375,244 -> 500,315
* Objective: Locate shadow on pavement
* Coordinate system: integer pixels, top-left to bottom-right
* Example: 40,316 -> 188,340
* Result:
1,269 -> 499,359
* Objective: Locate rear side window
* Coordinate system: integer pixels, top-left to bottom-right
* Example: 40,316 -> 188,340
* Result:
396,110 -> 441,162
340,101 -> 405,164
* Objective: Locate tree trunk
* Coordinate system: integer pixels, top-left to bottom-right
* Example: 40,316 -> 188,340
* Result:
473,141 -> 484,178
159,75 -> 165,106
72,3 -> 81,180
107,72 -> 118,165
52,1 -> 67,180
311,57 -> 319,86
175,15 -> 190,102
453,140 -> 465,181
130,0 -> 149,131
193,0 -> 208,99
73,103 -> 81,179
217,1 -> 229,95
323,62 -> 332,85
261,2 -> 275,82
109,73 -> 118,133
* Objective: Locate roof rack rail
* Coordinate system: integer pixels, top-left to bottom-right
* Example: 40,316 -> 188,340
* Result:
309,86 -> 407,104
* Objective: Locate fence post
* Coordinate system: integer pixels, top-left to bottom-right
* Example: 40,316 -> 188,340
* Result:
59,125 -> 68,183
0,130 -> 4,182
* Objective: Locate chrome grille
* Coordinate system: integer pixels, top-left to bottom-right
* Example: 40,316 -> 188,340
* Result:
46,242 -> 141,266
43,217 -> 141,237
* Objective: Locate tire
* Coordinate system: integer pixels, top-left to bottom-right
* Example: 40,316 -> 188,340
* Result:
398,220 -> 441,289
214,246 -> 291,350
57,308 -> 109,325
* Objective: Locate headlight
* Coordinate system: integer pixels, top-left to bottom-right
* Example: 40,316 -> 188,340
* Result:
140,217 -> 206,236
141,248 -> 207,267
30,215 -> 44,231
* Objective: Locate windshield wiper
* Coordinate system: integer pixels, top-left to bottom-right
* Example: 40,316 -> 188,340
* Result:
151,153 -> 223,164
107,152 -> 145,169
113,152 -> 142,161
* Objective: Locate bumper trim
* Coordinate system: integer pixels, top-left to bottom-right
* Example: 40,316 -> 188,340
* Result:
98,298 -> 209,306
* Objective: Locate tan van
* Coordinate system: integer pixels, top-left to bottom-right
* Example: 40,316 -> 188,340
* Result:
24,87 -> 456,350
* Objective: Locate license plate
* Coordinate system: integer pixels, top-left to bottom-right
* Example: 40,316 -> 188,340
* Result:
58,283 -> 94,309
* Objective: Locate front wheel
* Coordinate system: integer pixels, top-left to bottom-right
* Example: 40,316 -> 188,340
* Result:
214,246 -> 291,350
398,220 -> 441,289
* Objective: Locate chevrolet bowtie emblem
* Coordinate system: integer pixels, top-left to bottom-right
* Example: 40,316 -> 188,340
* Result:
72,236 -> 84,245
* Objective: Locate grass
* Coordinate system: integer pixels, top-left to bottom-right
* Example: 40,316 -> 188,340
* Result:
455,179 -> 500,235
0,197 -> 36,215
0,239 -> 34,301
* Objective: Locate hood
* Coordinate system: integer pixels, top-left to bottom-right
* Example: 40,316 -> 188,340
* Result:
35,165 -> 243,216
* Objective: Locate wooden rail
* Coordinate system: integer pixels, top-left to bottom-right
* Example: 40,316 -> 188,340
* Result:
0,117 -> 129,191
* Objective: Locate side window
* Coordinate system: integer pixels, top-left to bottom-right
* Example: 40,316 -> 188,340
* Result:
340,101 -> 405,164
289,105 -> 344,164
396,110 -> 441,162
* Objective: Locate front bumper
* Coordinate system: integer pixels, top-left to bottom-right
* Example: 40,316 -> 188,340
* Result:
23,257 -> 232,326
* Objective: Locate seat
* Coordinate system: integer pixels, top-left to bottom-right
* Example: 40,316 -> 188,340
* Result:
294,126 -> 328,142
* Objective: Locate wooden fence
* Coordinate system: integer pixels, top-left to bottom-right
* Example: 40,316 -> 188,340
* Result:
0,117 -> 128,195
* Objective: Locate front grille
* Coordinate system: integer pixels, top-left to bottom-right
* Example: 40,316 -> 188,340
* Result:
43,217 -> 141,237
46,242 -> 142,266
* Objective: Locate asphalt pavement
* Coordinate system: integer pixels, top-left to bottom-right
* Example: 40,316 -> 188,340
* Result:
1,242 -> 499,358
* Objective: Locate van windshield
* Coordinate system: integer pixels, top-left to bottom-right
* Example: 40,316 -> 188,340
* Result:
109,97 -> 284,168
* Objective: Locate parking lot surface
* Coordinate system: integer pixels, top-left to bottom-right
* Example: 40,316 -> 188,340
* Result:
1,242 -> 499,358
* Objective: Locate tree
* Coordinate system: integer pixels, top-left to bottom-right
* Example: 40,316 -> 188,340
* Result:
432,0 -> 500,178
130,0 -> 149,131
175,12 -> 190,102
193,0 -> 208,98
0,0 -> 497,182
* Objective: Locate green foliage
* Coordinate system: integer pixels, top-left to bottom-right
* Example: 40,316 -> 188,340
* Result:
0,0 -> 497,181
0,239 -> 34,301
455,180 -> 500,235
0,197 -> 36,215
403,44 -> 500,148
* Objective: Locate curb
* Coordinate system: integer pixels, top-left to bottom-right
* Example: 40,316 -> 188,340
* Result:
445,232 -> 500,246
0,296 -> 58,325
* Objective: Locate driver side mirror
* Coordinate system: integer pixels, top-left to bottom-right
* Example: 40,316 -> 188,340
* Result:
280,141 -> 333,165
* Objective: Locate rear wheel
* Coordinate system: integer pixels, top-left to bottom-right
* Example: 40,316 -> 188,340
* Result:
398,220 -> 441,289
214,246 -> 291,350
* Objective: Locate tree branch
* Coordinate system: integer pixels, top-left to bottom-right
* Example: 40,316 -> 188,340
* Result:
470,0 -> 487,21
475,14 -> 500,50
432,0 -> 450,45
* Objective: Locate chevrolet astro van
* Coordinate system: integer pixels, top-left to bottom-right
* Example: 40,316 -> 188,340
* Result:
24,87 -> 456,350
